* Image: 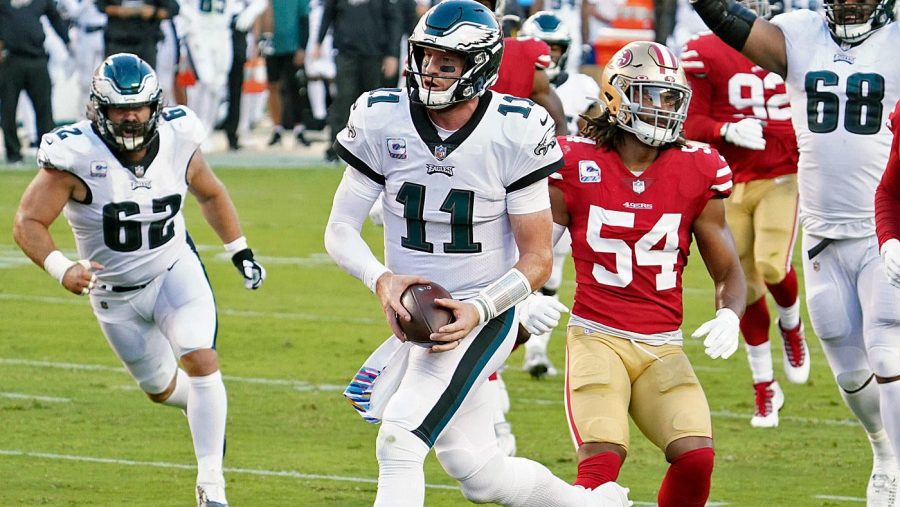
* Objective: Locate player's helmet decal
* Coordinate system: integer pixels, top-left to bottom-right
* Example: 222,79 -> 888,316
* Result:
90,53 -> 163,152
406,0 -> 504,109
600,41 -> 691,147
824,0 -> 895,43
520,11 -> 572,79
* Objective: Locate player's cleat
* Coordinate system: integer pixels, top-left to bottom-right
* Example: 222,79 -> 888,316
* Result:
750,380 -> 784,428
196,485 -> 228,507
778,319 -> 810,384
295,131 -> 312,147
268,131 -> 282,146
494,421 -> 517,457
522,348 -> 558,378
867,468 -> 899,507
589,482 -> 631,506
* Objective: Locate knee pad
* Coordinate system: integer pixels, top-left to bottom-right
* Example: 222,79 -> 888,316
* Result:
868,346 -> 900,378
836,369 -> 875,393
375,423 -> 430,466
449,452 -> 514,504
436,444 -> 486,482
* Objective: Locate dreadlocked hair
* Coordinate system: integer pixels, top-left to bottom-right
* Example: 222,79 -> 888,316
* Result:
578,110 -> 689,151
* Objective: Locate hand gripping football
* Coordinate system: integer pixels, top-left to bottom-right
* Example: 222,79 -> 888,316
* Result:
397,282 -> 455,346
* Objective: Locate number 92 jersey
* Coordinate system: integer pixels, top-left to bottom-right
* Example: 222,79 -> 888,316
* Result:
37,106 -> 206,286
550,138 -> 732,338
334,89 -> 564,298
773,10 -> 900,238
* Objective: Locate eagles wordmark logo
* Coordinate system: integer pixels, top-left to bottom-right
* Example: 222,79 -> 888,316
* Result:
426,164 -> 454,177
131,179 -> 152,190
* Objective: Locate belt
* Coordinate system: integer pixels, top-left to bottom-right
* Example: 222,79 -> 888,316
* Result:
99,282 -> 149,293
807,238 -> 835,260
79,24 -> 105,33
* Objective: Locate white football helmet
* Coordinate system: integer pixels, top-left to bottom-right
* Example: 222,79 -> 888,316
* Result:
520,11 -> 571,79
600,41 -> 691,147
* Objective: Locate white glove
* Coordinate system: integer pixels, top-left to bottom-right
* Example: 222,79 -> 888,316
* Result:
691,308 -> 740,360
518,293 -> 569,335
720,118 -> 766,150
881,238 -> 900,288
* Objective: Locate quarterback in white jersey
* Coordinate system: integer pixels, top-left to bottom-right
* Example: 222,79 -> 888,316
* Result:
324,2 -> 630,506
13,54 -> 265,507
691,0 -> 900,501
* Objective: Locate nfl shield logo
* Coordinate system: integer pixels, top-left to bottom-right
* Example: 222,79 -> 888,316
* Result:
632,180 -> 645,194
434,145 -> 448,161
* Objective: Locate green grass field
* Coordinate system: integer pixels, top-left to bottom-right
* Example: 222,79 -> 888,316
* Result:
0,166 -> 875,506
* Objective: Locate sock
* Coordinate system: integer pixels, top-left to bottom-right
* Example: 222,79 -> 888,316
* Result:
574,451 -> 623,489
161,368 -> 190,410
740,297 -> 770,346
745,341 -> 774,384
187,371 -> 228,487
657,447 -> 715,507
767,267 -> 800,329
868,429 -> 898,470
878,381 -> 900,465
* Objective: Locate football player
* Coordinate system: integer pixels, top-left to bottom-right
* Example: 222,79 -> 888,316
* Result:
680,0 -> 806,429
13,54 -> 266,507
691,0 -> 900,500
324,2 -> 630,505
550,41 -> 745,507
878,100 -> 900,289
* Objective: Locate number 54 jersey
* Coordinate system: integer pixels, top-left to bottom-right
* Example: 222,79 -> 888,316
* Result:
37,107 -> 206,286
335,89 -> 564,298
550,138 -> 732,339
773,10 -> 900,239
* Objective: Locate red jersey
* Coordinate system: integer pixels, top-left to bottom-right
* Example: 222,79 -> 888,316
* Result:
681,33 -> 797,184
491,36 -> 551,99
551,137 -> 732,335
875,99 -> 900,247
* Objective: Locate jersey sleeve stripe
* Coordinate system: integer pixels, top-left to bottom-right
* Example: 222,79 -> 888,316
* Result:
505,157 -> 565,193
334,141 -> 386,186
711,181 -> 733,192
716,167 -> 732,177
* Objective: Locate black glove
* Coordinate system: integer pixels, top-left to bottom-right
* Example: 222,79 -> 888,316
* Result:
231,248 -> 266,290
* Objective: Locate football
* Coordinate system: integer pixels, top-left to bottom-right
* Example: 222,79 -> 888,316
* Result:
397,283 -> 455,346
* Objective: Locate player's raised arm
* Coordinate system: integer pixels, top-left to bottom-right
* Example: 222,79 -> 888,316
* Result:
690,0 -> 787,77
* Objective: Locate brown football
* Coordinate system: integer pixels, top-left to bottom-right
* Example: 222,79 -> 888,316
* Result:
398,282 -> 455,346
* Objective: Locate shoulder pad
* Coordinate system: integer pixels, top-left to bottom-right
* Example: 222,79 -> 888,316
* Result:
38,121 -> 95,171
159,106 -> 206,146
349,88 -> 407,132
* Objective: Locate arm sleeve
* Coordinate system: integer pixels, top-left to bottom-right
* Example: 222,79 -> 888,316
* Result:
876,103 -> 900,247
324,167 -> 390,292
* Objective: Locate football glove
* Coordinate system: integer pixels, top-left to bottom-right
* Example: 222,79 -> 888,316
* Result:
231,248 -> 266,290
881,238 -> 900,289
720,118 -> 766,150
517,292 -> 569,335
691,308 -> 740,359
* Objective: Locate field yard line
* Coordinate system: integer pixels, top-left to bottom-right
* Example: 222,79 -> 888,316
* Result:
0,448 -> 458,490
3,357 -> 861,428
0,392 -> 71,403
814,495 -> 865,503
0,293 -> 382,325
0,358 -> 345,391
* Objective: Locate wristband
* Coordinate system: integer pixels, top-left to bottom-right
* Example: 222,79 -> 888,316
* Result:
224,236 -> 249,255
469,268 -> 532,324
44,250 -> 76,284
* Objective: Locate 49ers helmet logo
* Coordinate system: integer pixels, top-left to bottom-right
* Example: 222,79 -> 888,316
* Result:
614,49 -> 634,68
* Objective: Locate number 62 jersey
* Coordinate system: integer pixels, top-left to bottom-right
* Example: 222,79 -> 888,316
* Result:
37,106 -> 206,286
334,89 -> 564,299
773,10 -> 900,239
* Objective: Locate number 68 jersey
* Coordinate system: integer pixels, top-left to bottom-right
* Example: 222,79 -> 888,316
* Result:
335,89 -> 564,298
37,106 -> 206,286
773,10 -> 900,239
551,137 -> 732,339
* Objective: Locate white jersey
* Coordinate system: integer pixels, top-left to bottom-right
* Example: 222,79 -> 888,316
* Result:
335,90 -> 564,298
773,11 -> 900,238
37,106 -> 206,286
553,72 -> 600,135
181,0 -> 236,33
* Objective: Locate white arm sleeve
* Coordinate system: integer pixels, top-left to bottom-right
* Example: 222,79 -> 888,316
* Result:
324,167 -> 389,293
507,178 -> 551,215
